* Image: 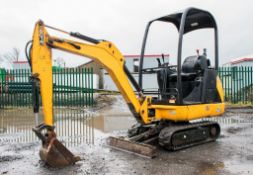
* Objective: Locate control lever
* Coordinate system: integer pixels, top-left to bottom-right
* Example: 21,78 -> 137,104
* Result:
156,58 -> 161,67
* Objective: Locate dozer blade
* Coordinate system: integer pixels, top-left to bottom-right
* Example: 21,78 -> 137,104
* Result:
33,124 -> 80,167
107,136 -> 157,158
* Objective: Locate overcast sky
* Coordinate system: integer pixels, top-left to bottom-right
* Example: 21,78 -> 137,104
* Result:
1,0 -> 253,67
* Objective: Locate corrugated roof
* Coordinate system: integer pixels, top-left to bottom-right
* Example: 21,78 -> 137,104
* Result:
230,54 -> 253,64
124,54 -> 170,58
13,61 -> 28,64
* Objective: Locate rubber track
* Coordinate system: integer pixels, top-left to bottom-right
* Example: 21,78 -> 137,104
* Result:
159,121 -> 220,151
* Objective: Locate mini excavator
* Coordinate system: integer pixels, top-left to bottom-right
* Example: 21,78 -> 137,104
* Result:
26,7 -> 225,167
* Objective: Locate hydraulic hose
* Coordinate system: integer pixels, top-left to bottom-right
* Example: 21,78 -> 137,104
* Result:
25,40 -> 33,69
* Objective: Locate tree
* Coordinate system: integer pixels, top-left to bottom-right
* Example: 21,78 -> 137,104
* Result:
0,48 -> 20,65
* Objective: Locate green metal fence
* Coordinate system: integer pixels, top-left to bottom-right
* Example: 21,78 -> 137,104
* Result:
0,68 -> 93,108
1,66 -> 252,106
219,66 -> 253,104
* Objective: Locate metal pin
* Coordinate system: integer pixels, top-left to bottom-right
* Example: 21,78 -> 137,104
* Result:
35,113 -> 39,126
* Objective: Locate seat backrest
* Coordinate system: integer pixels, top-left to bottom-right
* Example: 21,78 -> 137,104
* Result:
182,56 -> 198,73
182,55 -> 209,73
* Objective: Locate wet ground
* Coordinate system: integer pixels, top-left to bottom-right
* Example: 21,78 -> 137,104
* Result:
0,96 -> 253,175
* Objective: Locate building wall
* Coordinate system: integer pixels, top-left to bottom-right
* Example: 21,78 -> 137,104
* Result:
124,54 -> 170,73
230,61 -> 253,93
220,56 -> 253,95
12,62 -> 30,70
103,72 -> 158,91
103,54 -> 169,91
78,61 -> 103,89
78,54 -> 169,91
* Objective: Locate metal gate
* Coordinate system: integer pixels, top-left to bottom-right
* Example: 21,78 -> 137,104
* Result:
0,68 -> 94,108
219,66 -> 253,104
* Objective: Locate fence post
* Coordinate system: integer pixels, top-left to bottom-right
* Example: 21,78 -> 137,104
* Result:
85,68 -> 87,107
0,69 -> 3,108
87,68 -> 90,106
251,67 -> 253,104
91,67 -> 94,106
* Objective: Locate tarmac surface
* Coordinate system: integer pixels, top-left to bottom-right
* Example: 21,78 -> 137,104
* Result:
0,96 -> 253,175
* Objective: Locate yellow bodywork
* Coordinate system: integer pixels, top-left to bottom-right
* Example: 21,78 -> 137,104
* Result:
31,21 -> 53,125
31,20 -> 225,127
139,76 -> 225,124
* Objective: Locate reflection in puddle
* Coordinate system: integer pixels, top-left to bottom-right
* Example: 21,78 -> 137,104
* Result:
54,109 -> 95,147
0,108 -> 135,148
0,108 -> 96,147
1,108 -> 252,145
0,109 -> 37,143
202,114 -> 253,125
92,114 -> 135,133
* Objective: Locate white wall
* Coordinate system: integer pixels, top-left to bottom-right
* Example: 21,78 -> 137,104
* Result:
103,73 -> 158,91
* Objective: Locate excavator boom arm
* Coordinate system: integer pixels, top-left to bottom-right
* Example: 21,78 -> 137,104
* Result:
31,20 -> 142,126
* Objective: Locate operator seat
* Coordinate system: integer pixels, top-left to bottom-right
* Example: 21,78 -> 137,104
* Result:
156,54 -> 211,102
182,55 -> 212,103
169,55 -> 210,81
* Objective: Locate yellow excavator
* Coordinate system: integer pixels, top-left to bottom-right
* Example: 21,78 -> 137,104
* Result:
26,7 -> 225,167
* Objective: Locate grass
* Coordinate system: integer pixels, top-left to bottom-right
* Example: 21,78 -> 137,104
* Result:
225,102 -> 253,108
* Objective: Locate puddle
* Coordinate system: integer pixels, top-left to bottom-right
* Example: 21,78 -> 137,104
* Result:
0,108 -> 135,147
0,104 -> 253,175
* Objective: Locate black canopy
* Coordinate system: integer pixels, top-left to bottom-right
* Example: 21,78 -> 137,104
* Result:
154,7 -> 217,34
139,7 -> 219,92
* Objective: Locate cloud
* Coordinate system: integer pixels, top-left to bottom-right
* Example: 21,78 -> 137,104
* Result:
0,0 -> 253,67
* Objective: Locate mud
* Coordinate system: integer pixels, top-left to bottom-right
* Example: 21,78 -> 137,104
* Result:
226,127 -> 244,134
0,96 -> 253,175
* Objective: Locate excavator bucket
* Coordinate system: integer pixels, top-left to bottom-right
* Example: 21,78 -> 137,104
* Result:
33,125 -> 80,167
39,138 -> 80,167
